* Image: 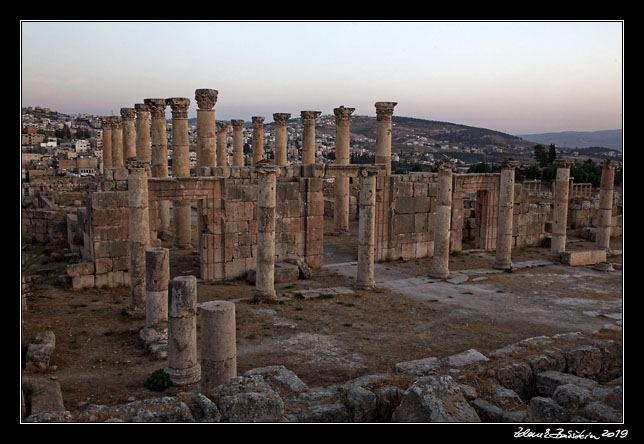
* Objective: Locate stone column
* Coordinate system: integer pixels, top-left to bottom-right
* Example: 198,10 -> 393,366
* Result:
101,117 -> 113,169
254,164 -> 279,302
127,162 -> 150,317
134,103 -> 151,164
251,116 -> 265,166
273,113 -> 291,166
375,102 -> 397,176
199,300 -> 236,395
167,97 -> 192,248
110,116 -> 124,168
195,89 -> 218,169
551,159 -> 574,260
596,159 -> 619,252
301,111 -> 321,164
121,108 -> 137,161
145,98 -> 170,231
144,247 -> 169,337
231,120 -> 245,166
430,162 -> 454,279
355,167 -> 378,289
216,121 -> 229,167
166,275 -> 201,386
493,159 -> 520,270
333,106 -> 354,235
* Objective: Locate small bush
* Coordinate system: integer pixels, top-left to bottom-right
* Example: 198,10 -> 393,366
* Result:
145,369 -> 172,392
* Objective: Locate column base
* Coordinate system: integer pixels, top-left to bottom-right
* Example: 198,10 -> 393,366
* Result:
165,364 -> 201,386
254,289 -> 277,302
428,270 -> 449,280
354,280 -> 376,290
492,260 -> 512,270
124,305 -> 146,320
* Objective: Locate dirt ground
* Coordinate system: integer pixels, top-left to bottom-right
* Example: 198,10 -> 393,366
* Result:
20,220 -> 623,417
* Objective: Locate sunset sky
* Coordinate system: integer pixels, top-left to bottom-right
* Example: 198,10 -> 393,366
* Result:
20,21 -> 623,135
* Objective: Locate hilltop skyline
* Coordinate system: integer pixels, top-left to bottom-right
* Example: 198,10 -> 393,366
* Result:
20,21 -> 623,135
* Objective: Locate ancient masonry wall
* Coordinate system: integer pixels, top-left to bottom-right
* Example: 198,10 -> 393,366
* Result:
567,194 -> 623,236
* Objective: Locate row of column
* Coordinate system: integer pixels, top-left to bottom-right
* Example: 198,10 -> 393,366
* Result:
428,158 -> 619,278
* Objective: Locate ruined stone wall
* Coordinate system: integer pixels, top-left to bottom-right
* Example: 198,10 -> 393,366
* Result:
21,209 -> 67,244
198,172 -> 323,281
323,179 -> 360,221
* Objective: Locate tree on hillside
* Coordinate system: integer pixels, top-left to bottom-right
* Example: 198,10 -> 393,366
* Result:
548,144 -> 557,165
534,144 -> 547,166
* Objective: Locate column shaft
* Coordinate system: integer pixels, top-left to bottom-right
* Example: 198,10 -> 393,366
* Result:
252,116 -> 265,166
493,160 -> 519,270
145,247 -> 169,331
375,102 -> 397,176
101,118 -> 113,169
273,113 -> 290,166
128,163 -> 150,316
231,120 -> 245,166
356,169 -> 377,289
134,104 -> 151,164
166,276 -> 201,386
333,106 -> 354,235
430,163 -> 453,279
110,116 -> 124,168
551,160 -> 573,259
168,98 -> 192,248
199,300 -> 237,395
195,89 -> 218,169
255,165 -> 279,301
301,111 -> 321,164
145,98 -> 170,231
596,160 -> 618,251
216,121 -> 228,167
121,108 -> 136,161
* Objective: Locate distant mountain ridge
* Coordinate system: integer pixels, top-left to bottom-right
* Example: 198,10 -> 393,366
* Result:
517,129 -> 622,151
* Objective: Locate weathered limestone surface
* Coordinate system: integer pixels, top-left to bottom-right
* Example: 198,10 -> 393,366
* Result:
251,116 -> 265,166
145,247 -> 169,331
110,116 -> 124,168
199,300 -> 237,395
374,101 -> 397,176
121,108 -> 136,161
145,98 -> 170,231
101,117 -> 113,169
493,159 -> 519,270
166,275 -> 201,386
254,165 -> 279,301
231,120 -> 244,166
167,97 -> 192,247
300,111 -> 321,164
134,103 -> 151,164
273,113 -> 291,166
215,121 -> 228,168
596,159 -> 619,251
127,163 -> 150,316
429,163 -> 453,279
333,106 -> 354,235
355,167 -> 377,289
551,159 -> 574,259
195,89 -> 218,169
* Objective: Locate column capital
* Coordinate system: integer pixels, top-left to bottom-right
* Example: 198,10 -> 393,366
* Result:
273,113 -> 291,126
144,98 -> 167,118
100,117 -> 113,128
553,159 -> 575,169
301,110 -> 322,125
252,116 -> 265,128
120,107 -> 136,120
499,158 -> 520,170
216,121 -> 228,131
231,119 -> 245,130
166,97 -> 190,118
601,159 -> 619,169
375,101 -> 397,121
134,103 -> 150,114
255,162 -> 280,175
437,161 -> 455,172
109,116 -> 122,129
333,106 -> 355,124
195,89 -> 218,110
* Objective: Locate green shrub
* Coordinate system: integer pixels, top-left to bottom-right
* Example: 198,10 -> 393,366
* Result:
145,369 -> 172,392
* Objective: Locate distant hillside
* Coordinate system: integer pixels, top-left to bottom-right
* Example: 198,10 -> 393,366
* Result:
517,129 -> 622,151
